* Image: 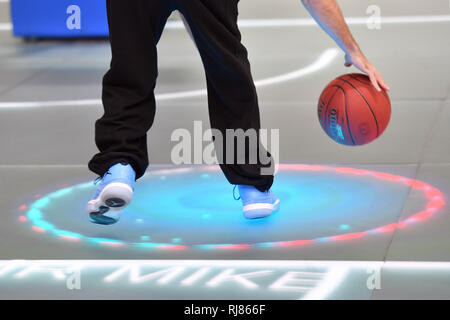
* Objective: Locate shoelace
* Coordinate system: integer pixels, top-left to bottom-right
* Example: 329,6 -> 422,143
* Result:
93,171 -> 111,185
233,185 -> 241,200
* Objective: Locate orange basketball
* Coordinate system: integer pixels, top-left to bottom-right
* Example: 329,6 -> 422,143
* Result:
317,73 -> 391,146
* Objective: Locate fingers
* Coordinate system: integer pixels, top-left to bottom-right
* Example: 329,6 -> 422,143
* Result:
367,70 -> 382,92
344,54 -> 352,67
344,52 -> 390,92
374,69 -> 390,92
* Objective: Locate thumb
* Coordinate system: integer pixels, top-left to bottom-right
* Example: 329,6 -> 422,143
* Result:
344,54 -> 352,67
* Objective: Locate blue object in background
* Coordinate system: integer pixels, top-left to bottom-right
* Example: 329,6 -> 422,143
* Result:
10,0 -> 109,38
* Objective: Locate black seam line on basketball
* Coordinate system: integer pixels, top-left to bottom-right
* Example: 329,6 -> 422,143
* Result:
347,73 -> 371,86
347,73 -> 390,106
337,77 -> 380,137
341,75 -> 381,136
338,85 -> 356,146
381,90 -> 390,105
323,86 -> 341,133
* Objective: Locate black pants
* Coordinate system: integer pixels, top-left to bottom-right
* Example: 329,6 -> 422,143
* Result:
88,0 -> 274,191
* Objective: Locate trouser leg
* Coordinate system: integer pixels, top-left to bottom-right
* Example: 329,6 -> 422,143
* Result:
177,0 -> 274,191
88,0 -> 173,179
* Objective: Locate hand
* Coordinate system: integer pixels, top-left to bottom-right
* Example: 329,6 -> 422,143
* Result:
344,49 -> 390,92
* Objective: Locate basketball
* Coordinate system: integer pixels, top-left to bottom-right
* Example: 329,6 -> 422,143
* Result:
317,73 -> 391,146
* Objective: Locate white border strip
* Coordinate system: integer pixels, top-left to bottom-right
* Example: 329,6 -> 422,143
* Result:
302,266 -> 349,300
2,260 -> 450,269
166,15 -> 450,29
1,15 -> 449,33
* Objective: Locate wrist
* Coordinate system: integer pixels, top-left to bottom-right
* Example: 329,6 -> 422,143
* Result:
344,42 -> 361,56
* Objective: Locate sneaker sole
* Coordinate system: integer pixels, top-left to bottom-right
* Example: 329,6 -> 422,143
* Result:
86,182 -> 133,225
243,199 -> 280,219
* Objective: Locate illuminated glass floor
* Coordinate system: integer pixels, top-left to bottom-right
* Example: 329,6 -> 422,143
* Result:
14,165 -> 445,252
0,0 -> 450,299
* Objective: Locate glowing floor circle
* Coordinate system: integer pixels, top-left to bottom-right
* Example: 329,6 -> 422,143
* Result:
20,164 -> 445,251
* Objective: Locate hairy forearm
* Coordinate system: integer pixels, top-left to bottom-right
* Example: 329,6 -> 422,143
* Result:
301,0 -> 360,54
